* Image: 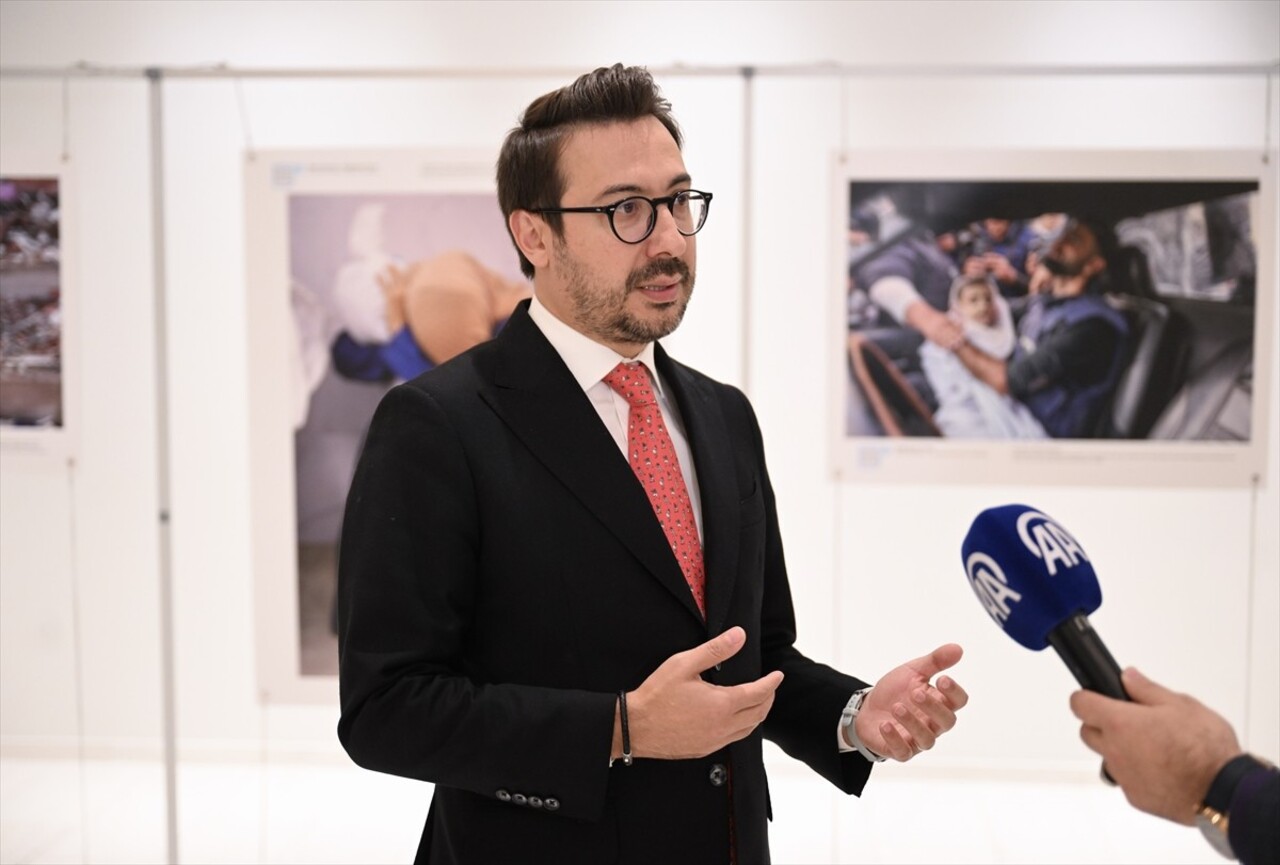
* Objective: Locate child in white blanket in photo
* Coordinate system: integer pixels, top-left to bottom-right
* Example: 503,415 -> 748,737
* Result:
919,275 -> 1047,439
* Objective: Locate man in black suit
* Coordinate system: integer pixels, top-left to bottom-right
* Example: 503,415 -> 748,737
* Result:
337,64 -> 969,864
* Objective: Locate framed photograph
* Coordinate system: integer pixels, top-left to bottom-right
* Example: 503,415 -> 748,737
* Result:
1,171 -> 74,457
832,150 -> 1275,487
245,150 -> 528,703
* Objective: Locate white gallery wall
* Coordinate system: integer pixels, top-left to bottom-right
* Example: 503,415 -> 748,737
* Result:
1,1 -> 1278,863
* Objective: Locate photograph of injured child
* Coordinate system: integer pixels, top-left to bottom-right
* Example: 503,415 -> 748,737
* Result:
844,178 -> 1260,443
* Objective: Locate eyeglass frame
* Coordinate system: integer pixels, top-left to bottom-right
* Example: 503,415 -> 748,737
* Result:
529,189 -> 713,245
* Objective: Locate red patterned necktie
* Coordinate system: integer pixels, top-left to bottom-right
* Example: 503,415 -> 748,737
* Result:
603,361 -> 706,617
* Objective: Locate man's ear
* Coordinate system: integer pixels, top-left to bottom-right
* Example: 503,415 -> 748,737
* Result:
509,210 -> 551,271
1083,254 -> 1107,279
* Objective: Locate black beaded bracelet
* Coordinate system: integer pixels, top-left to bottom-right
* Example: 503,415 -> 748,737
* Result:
618,690 -> 633,766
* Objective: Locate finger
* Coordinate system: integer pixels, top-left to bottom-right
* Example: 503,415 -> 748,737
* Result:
725,688 -> 780,740
892,701 -> 938,751
877,720 -> 916,762
1120,667 -> 1175,706
936,676 -> 969,710
1068,687 -> 1115,725
1078,723 -> 1105,757
731,686 -> 778,727
726,715 -> 768,745
907,643 -> 964,680
727,671 -> 784,712
676,627 -> 746,675
911,687 -> 957,734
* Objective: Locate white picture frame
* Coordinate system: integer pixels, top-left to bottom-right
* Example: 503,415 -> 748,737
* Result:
831,149 -> 1276,488
1,168 -> 77,461
245,149 -> 523,704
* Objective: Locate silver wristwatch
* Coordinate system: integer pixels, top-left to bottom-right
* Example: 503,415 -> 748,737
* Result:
1193,753 -> 1272,860
1194,805 -> 1234,859
840,687 -> 886,763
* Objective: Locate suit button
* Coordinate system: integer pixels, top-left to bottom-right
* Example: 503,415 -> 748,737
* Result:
528,796 -> 543,809
544,798 -> 560,812
709,763 -> 727,787
512,793 -> 528,806
496,789 -> 511,802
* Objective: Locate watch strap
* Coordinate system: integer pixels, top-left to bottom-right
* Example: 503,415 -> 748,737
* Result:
840,688 -> 886,763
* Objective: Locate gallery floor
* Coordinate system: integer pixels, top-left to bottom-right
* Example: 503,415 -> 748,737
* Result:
1,749 -> 1222,864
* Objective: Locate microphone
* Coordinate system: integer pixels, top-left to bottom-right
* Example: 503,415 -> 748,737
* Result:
962,504 -> 1129,702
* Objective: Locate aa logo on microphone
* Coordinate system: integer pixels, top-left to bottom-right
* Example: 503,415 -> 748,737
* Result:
1016,511 -> 1088,577
966,552 -> 1022,626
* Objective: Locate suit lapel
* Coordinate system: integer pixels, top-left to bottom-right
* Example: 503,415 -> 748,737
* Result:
655,346 -> 740,636
478,304 -> 705,624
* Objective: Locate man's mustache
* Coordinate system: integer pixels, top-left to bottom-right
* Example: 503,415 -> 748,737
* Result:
627,258 -> 692,290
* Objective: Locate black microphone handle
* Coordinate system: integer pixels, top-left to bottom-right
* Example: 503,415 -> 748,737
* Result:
1047,611 -> 1130,702
1047,611 -> 1130,786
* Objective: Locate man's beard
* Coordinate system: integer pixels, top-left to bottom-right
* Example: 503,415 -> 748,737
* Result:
556,245 -> 695,346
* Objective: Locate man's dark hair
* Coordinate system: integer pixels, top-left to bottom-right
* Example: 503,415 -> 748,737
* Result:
496,64 -> 683,278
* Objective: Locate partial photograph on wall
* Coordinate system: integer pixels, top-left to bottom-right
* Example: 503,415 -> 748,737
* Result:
833,151 -> 1275,487
290,193 -> 528,677
247,152 -> 526,701
0,177 -> 62,429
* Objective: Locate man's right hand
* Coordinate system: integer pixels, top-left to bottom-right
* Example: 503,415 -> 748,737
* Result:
614,627 -> 784,761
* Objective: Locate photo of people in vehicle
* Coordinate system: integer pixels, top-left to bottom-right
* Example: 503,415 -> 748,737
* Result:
0,177 -> 62,428
845,179 -> 1260,442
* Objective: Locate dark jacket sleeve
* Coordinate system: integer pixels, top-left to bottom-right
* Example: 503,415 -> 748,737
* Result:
336,383 -> 616,822
732,387 -> 876,795
1227,765 -> 1280,865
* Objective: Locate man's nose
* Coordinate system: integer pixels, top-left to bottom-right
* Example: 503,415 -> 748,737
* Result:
644,204 -> 687,258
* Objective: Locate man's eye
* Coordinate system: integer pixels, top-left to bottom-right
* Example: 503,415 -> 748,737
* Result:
617,199 -> 641,216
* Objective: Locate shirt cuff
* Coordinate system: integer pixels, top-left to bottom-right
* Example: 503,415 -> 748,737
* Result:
837,718 -> 854,753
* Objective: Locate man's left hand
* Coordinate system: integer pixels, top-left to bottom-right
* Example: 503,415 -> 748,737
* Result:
851,644 -> 968,761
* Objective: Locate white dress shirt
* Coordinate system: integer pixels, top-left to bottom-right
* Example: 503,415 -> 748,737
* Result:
528,295 -> 704,543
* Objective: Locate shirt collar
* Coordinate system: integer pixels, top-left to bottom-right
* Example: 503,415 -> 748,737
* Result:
528,294 -> 664,396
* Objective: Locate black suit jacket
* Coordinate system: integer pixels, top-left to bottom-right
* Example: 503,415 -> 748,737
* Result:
337,301 -> 872,864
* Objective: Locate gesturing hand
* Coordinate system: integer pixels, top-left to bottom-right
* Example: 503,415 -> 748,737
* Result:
852,644 -> 968,762
620,627 -> 784,761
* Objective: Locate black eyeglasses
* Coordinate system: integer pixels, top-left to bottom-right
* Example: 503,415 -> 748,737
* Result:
531,190 -> 713,244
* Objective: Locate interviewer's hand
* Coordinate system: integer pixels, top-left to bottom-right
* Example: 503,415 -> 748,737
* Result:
1070,667 -> 1242,825
617,627 -> 783,761
851,644 -> 968,761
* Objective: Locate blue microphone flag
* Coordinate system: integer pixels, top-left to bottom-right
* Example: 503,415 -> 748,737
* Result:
962,504 -> 1102,651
